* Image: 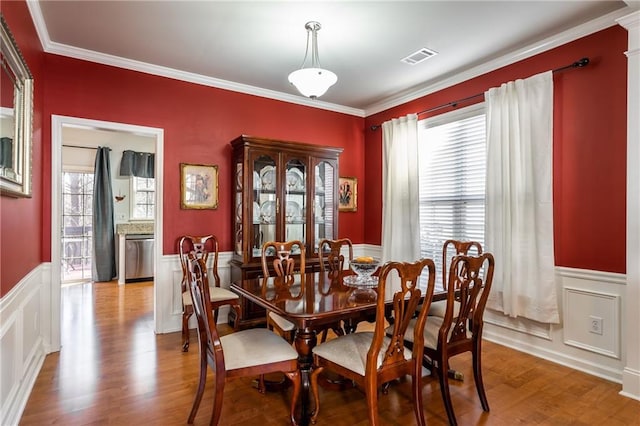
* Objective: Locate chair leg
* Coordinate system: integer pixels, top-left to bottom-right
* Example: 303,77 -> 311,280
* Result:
412,362 -> 426,426
231,303 -> 241,331
436,357 -> 457,426
187,345 -> 208,423
284,369 -> 302,426
472,342 -> 490,412
310,366 -> 324,424
364,378 -> 379,426
210,367 -> 226,426
182,310 -> 192,352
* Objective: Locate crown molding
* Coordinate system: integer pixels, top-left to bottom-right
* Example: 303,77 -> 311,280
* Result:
26,2 -> 364,118
26,1 -> 631,119
363,7 -> 634,116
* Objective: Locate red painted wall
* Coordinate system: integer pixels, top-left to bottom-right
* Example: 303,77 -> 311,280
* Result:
0,3 -> 627,298
364,26 -> 627,274
0,2 -> 45,297
40,56 -> 366,258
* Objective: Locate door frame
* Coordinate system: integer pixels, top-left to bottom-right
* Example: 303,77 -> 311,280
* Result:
50,115 -> 164,351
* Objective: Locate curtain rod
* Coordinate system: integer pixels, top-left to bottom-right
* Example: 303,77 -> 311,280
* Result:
63,144 -> 111,151
370,57 -> 589,131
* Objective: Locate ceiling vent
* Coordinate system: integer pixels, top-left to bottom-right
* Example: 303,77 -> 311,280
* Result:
401,48 -> 438,65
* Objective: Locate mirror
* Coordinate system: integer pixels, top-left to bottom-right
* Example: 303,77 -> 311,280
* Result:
0,15 -> 33,197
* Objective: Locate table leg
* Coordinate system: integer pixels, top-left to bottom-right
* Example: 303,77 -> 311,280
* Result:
294,328 -> 317,426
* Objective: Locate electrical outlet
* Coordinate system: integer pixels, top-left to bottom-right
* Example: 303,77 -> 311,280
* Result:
589,315 -> 603,335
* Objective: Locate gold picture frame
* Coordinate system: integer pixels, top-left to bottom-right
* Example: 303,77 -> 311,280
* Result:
180,163 -> 218,209
338,176 -> 357,212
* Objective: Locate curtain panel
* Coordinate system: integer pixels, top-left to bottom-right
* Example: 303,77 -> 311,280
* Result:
381,114 -> 421,299
92,146 -> 117,282
484,71 -> 559,323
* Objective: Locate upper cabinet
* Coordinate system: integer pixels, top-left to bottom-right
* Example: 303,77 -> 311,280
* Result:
230,135 -> 342,326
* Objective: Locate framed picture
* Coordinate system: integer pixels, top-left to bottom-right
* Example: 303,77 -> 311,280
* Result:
338,176 -> 357,212
180,163 -> 219,209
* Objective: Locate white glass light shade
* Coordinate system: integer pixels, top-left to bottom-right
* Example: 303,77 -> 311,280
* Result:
288,67 -> 338,99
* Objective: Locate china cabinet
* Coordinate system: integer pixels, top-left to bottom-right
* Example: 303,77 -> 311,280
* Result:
229,135 -> 342,328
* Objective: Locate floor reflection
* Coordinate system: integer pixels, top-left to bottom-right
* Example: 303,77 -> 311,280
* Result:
59,281 -> 154,413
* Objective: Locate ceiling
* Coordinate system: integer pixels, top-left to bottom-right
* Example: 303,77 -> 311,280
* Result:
31,1 -> 635,116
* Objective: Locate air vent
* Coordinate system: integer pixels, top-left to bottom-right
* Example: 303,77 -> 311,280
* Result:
401,48 -> 438,65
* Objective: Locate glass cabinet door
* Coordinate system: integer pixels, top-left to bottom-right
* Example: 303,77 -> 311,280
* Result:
284,159 -> 307,253
234,160 -> 243,255
313,160 -> 335,254
252,154 -> 277,258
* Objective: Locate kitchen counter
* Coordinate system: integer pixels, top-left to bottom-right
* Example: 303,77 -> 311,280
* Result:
116,222 -> 154,235
116,222 -> 154,284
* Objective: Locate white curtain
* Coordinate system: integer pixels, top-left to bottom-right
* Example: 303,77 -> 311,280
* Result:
381,114 -> 421,299
485,71 -> 559,323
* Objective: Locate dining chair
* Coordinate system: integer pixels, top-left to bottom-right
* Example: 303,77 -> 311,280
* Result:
178,235 -> 240,352
310,258 -> 437,426
186,255 -> 301,426
318,238 -> 354,275
428,239 -> 483,318
317,238 -> 354,341
405,252 -> 495,426
260,240 -> 306,343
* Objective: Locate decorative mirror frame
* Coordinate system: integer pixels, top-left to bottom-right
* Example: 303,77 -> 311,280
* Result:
1,14 -> 33,197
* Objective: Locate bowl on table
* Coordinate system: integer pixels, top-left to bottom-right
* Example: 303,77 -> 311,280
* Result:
345,257 -> 381,303
349,257 -> 380,283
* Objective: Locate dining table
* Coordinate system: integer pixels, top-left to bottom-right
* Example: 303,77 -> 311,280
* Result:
231,269 -> 447,426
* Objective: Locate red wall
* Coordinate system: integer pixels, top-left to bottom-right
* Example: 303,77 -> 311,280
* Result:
364,26 -> 627,274
40,56 -> 367,258
0,3 -> 628,298
0,1 -> 45,297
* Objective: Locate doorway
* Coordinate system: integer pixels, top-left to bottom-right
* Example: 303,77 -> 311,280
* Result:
50,115 -> 164,351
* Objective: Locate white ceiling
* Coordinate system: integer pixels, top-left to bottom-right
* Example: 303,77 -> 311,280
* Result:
31,1 -> 636,116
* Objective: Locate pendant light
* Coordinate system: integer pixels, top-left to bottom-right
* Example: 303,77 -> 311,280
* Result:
288,21 -> 337,99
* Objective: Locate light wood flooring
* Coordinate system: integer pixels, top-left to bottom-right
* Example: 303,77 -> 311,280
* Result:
19,281 -> 639,425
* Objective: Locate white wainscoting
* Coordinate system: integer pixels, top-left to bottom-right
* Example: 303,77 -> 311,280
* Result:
0,264 -> 48,426
483,267 -> 627,384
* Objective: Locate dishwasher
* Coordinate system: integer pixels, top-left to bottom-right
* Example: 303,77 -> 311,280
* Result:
125,234 -> 154,282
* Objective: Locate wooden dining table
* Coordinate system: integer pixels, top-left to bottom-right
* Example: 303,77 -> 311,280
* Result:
231,269 -> 446,425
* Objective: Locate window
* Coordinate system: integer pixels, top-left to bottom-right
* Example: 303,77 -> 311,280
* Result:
61,171 -> 93,283
131,176 -> 155,220
418,104 -> 486,284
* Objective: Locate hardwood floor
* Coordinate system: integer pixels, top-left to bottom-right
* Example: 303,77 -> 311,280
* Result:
20,281 -> 639,425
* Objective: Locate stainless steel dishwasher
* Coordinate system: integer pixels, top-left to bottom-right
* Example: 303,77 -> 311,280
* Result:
124,234 -> 154,282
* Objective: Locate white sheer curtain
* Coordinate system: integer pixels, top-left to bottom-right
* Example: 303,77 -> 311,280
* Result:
485,71 -> 559,323
381,114 -> 421,299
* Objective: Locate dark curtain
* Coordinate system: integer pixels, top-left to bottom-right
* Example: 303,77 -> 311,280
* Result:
0,137 -> 13,168
92,146 -> 116,282
119,150 -> 155,178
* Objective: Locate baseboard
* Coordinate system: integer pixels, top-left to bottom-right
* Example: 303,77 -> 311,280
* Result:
483,328 -> 623,384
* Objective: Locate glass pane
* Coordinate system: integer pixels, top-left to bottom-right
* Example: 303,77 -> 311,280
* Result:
62,171 -> 94,283
254,155 -> 277,259
285,159 -> 306,245
314,161 -> 334,251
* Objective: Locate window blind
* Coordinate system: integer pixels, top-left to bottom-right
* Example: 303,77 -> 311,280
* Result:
418,105 -> 486,286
